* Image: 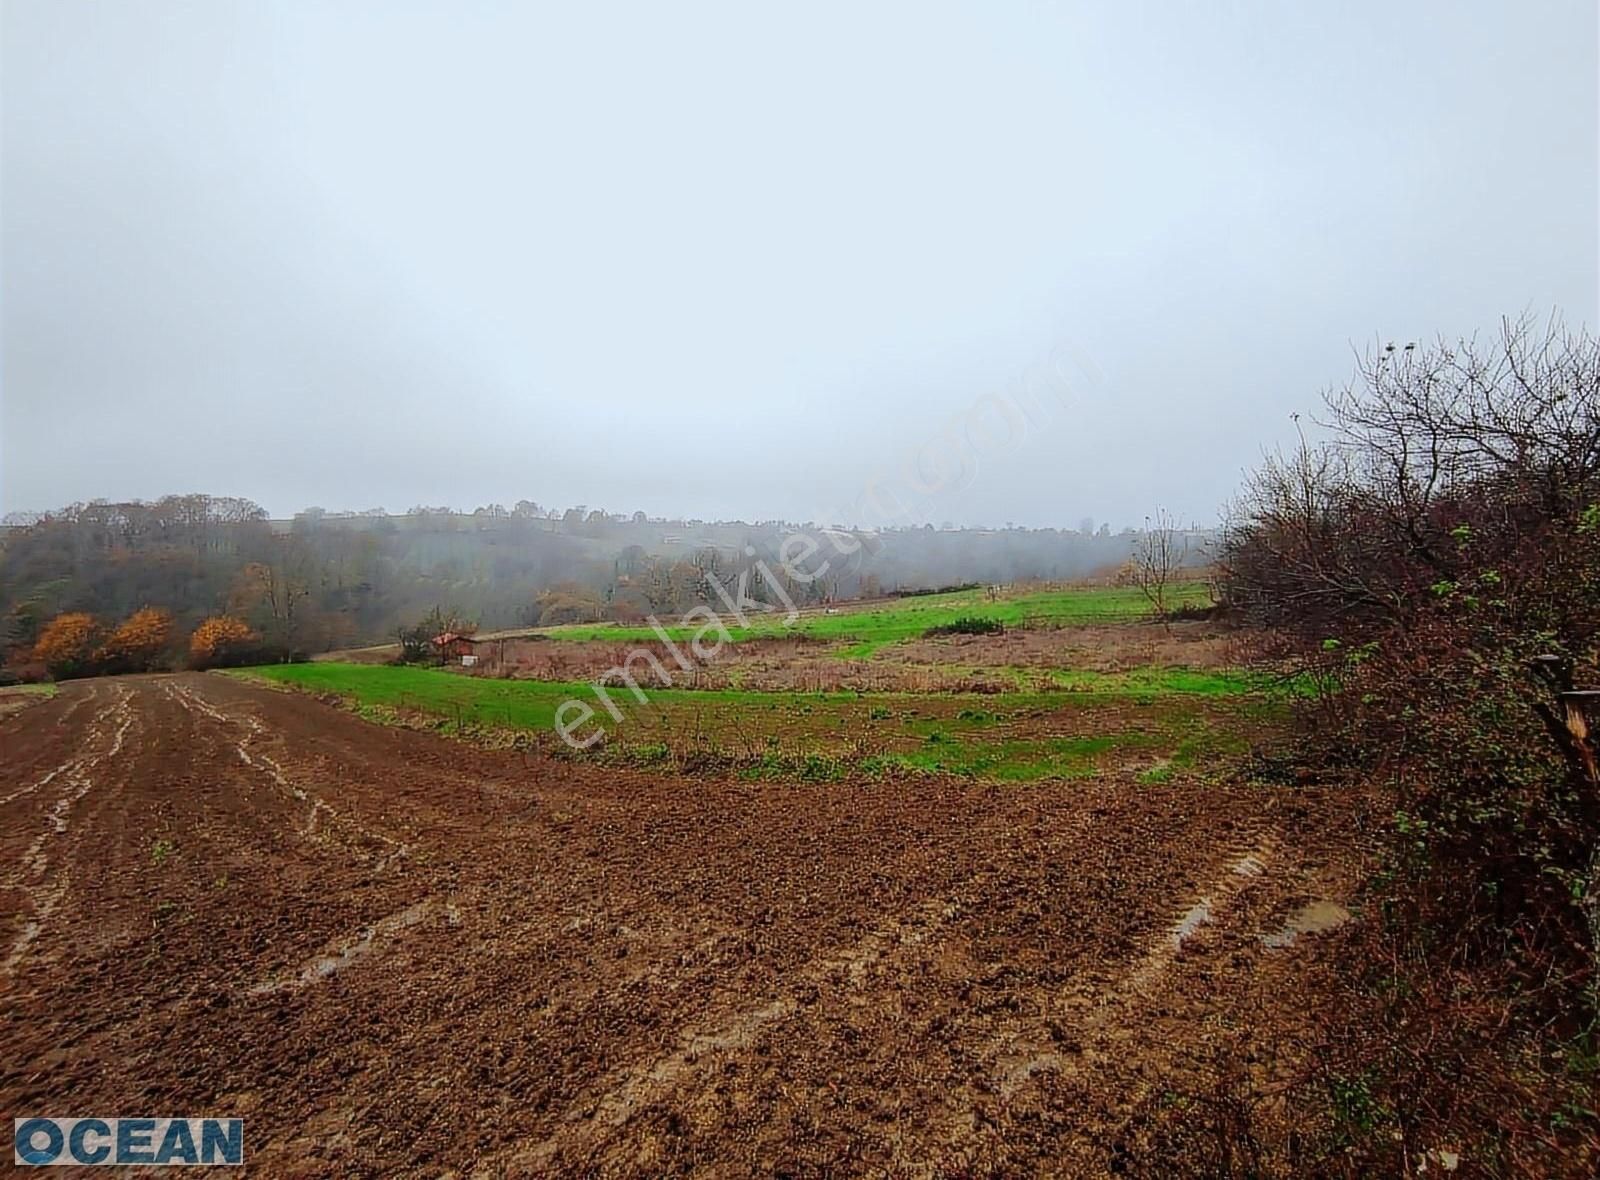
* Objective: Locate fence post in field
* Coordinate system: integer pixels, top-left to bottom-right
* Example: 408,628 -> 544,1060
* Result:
1559,690 -> 1600,789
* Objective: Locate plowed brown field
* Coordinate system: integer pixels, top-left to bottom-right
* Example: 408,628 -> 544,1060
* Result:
1,674 -> 1364,1176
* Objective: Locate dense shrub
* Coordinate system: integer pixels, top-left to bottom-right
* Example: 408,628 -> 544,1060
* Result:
1221,320 -> 1600,975
95,607 -> 175,674
189,616 -> 263,669
922,616 -> 1004,638
1216,316 -> 1600,1167
895,582 -> 984,598
33,612 -> 102,679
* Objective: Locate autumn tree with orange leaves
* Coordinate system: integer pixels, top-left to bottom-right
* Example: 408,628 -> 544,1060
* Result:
96,607 -> 174,674
188,616 -> 260,669
33,612 -> 102,678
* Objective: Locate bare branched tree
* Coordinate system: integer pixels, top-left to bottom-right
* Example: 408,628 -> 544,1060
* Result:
1217,312 -> 1600,1023
1132,507 -> 1187,629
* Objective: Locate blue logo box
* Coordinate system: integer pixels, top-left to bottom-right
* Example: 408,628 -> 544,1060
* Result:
14,1119 -> 243,1167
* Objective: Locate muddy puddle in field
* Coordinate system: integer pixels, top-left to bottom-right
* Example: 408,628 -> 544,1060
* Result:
1263,900 -> 1351,948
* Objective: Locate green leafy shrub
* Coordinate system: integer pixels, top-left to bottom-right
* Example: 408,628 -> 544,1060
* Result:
922,616 -> 1004,638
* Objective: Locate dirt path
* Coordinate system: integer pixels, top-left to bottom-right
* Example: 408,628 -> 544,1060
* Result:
0,674 -> 1364,1176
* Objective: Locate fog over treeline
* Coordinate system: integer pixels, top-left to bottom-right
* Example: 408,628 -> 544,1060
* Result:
0,494 -> 1206,661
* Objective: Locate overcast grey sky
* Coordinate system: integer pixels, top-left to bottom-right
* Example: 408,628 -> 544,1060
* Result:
2,1 -> 1596,527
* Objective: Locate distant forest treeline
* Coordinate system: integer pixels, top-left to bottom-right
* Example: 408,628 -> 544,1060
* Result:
0,496 -> 1209,668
